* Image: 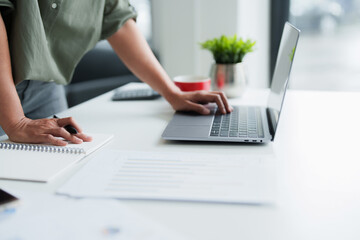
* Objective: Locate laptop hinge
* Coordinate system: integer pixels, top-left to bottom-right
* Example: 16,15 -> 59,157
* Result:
266,108 -> 276,141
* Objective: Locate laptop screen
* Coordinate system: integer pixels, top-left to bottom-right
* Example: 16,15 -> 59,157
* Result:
267,22 -> 300,139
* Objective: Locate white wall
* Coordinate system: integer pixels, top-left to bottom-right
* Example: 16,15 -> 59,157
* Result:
152,0 -> 270,88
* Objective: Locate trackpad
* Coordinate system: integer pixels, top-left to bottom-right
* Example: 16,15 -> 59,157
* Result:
164,125 -> 210,138
171,112 -> 213,126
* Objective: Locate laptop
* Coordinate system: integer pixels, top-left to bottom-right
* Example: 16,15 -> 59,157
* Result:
162,22 -> 300,143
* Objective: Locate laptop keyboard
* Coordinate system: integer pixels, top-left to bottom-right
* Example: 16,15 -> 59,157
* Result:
210,106 -> 264,138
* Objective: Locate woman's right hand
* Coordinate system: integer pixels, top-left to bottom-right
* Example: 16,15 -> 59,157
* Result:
5,116 -> 92,146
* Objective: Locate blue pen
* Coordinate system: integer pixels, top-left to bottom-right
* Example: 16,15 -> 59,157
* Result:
0,189 -> 19,220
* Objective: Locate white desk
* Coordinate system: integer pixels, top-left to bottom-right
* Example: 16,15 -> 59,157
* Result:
1,89 -> 360,239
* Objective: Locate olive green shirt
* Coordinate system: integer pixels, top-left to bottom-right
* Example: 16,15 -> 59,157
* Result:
0,0 -> 137,85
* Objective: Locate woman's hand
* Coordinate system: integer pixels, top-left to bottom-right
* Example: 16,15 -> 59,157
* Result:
166,90 -> 233,115
5,116 -> 92,146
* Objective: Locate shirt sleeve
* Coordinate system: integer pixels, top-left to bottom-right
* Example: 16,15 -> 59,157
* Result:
101,0 -> 138,40
0,0 -> 14,15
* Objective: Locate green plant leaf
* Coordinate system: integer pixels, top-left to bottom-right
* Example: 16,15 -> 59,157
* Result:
199,35 -> 256,64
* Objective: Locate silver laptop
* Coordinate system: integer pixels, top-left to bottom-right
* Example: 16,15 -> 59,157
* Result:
162,22 -> 300,143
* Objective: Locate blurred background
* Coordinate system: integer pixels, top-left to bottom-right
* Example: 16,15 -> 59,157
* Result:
289,0 -> 360,91
131,0 -> 360,91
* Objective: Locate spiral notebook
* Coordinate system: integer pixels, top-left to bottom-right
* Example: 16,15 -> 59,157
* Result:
0,134 -> 113,182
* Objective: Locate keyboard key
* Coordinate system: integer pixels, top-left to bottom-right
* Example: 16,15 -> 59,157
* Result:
229,132 -> 238,137
220,131 -> 229,137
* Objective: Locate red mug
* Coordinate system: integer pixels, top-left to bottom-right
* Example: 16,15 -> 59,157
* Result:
173,75 -> 211,92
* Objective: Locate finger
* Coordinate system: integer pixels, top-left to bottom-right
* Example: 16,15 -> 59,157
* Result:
211,91 -> 233,112
48,127 -> 83,144
16,133 -> 68,146
40,134 -> 68,146
197,93 -> 226,114
55,117 -> 83,133
75,132 -> 93,142
183,101 -> 211,115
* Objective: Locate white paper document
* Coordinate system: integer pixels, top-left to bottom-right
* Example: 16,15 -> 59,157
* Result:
58,150 -> 276,204
0,190 -> 188,240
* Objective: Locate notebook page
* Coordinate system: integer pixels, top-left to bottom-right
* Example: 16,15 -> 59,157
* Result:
58,150 -> 276,204
0,151 -> 82,182
0,134 -> 113,182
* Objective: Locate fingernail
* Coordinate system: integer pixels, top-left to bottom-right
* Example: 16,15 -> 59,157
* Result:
202,109 -> 210,114
84,135 -> 93,142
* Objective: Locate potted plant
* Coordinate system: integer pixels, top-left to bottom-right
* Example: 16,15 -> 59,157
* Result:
200,35 -> 256,97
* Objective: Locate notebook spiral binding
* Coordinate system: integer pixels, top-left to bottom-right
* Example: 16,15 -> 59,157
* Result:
0,142 -> 85,154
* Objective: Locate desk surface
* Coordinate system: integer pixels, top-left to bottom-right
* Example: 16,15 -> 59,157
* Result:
1,89 -> 360,240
